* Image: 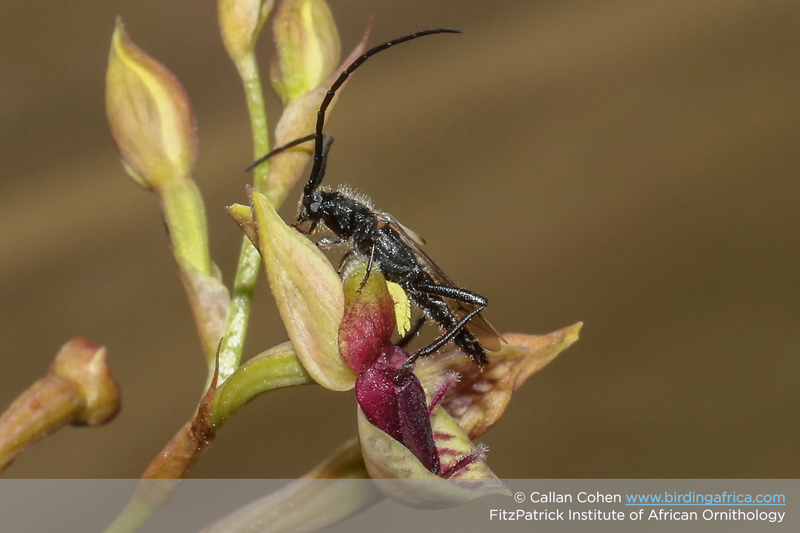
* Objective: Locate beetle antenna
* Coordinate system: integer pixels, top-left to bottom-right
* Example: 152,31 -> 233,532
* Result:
303,28 -> 461,196
245,133 -> 316,172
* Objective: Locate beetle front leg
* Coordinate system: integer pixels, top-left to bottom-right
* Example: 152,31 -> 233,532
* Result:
357,240 -> 376,292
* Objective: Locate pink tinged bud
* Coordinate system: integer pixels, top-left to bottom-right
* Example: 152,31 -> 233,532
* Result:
249,190 -> 356,390
270,0 -> 341,105
48,337 -> 120,426
218,0 -> 275,64
0,337 -> 120,472
106,18 -> 199,191
338,260 -> 396,373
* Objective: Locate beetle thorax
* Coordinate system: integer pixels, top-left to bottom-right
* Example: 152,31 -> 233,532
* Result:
301,189 -> 372,239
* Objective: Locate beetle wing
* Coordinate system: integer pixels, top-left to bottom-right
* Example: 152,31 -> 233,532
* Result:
378,213 -> 503,351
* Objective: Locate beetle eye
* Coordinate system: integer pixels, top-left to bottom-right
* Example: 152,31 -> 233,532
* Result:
310,201 -> 321,213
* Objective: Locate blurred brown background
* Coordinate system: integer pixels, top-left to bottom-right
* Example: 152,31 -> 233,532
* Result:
1,0 -> 798,478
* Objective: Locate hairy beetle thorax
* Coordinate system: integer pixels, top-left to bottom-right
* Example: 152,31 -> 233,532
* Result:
317,189 -> 375,239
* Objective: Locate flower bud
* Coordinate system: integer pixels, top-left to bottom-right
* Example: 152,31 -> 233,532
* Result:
263,27 -> 369,206
338,260 -> 396,373
270,0 -> 341,105
106,17 -> 199,191
48,337 -> 120,426
0,337 -> 120,472
218,0 -> 274,65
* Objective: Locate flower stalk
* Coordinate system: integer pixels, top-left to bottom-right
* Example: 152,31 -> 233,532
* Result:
216,0 -> 276,381
210,342 -> 313,427
218,0 -> 361,380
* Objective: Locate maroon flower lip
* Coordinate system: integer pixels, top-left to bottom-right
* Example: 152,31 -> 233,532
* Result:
339,259 -> 491,481
357,349 -> 440,473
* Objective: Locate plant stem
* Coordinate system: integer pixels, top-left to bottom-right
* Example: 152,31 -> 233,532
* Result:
160,179 -> 211,276
211,343 -> 313,427
217,53 -> 271,383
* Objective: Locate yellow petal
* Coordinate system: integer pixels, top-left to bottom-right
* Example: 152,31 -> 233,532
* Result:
387,282 -> 412,337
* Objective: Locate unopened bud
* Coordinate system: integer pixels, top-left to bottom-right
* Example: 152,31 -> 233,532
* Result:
270,0 -> 341,105
49,337 -> 120,426
0,337 -> 120,472
218,0 -> 275,65
106,17 -> 199,191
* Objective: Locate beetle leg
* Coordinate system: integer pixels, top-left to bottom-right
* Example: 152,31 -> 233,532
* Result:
399,283 -> 489,371
401,302 -> 486,371
292,218 -> 319,235
413,283 -> 487,307
357,240 -> 376,292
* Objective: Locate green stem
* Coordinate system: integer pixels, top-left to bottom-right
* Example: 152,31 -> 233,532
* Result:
217,53 -> 272,382
160,179 -> 211,276
211,342 -> 313,427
